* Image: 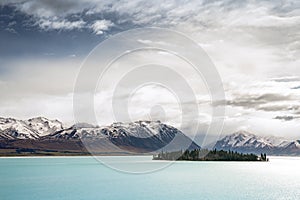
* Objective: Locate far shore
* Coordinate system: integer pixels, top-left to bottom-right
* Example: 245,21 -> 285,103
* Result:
1,153 -> 299,158
0,151 -> 153,157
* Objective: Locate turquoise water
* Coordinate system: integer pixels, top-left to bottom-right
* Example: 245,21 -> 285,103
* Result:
1,156 -> 300,200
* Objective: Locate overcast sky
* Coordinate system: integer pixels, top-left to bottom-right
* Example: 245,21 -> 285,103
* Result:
0,0 -> 300,140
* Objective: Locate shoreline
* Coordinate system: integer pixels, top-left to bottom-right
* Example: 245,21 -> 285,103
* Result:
0,155 -> 299,159
0,152 -> 153,157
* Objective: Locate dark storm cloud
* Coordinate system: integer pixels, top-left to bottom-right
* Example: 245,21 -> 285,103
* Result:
271,76 -> 300,82
257,104 -> 300,112
0,0 -> 299,58
0,5 -> 110,58
2,0 -> 299,32
274,116 -> 298,121
225,93 -> 291,108
0,0 -> 89,16
0,1 -> 142,58
213,89 -> 300,115
291,86 -> 300,89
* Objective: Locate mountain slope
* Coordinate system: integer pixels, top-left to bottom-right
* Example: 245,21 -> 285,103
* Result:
214,131 -> 300,155
25,117 -> 64,137
0,117 -> 63,140
48,120 -> 200,153
0,118 -> 200,155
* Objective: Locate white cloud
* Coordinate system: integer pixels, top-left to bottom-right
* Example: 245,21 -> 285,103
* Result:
0,93 -> 74,126
90,20 -> 113,35
4,27 -> 17,34
1,0 -> 300,138
36,18 -> 86,31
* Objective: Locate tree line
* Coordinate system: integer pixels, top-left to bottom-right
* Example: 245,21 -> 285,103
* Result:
153,149 -> 268,161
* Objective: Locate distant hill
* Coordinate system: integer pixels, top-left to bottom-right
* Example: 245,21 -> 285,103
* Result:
214,130 -> 300,156
0,117 -> 199,156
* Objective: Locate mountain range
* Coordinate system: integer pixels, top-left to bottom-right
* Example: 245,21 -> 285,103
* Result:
1,117 -> 299,156
213,130 -> 300,156
0,117 -> 199,155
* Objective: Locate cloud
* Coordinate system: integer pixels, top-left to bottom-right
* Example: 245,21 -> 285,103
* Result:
271,76 -> 300,82
90,20 -> 113,35
8,21 -> 16,26
36,18 -> 86,31
3,0 -> 299,34
223,94 -> 300,116
0,1 -> 113,33
0,93 -> 74,125
226,93 -> 292,108
0,0 -> 300,139
4,27 -> 17,33
0,57 -> 80,97
215,76 -> 300,121
4,0 -> 90,18
274,116 -> 295,121
292,86 -> 300,89
257,104 -> 300,112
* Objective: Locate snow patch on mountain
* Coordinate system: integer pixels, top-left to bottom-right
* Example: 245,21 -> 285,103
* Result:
216,130 -> 292,149
214,130 -> 300,155
0,117 -> 64,139
50,120 -> 181,140
25,117 -> 64,136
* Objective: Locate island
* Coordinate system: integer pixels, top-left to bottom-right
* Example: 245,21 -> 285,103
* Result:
153,149 -> 269,161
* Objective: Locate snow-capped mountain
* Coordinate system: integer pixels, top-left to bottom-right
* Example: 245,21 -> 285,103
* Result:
2,116 -> 299,155
25,117 -> 64,136
49,120 -> 200,152
0,117 -> 64,140
214,131 -> 300,155
0,117 -> 199,154
51,121 -> 178,139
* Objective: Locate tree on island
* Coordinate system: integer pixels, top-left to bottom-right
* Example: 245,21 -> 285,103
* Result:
153,149 -> 268,161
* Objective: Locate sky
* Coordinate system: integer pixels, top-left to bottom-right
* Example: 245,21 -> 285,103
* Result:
0,0 -> 300,140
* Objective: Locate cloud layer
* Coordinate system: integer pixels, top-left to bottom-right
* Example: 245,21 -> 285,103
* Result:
0,0 -> 300,139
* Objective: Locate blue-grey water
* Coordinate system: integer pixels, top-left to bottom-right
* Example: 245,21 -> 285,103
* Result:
1,156 -> 300,200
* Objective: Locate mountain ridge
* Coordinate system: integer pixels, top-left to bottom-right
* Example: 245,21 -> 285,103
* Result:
1,117 -> 300,156
213,130 -> 300,156
0,117 -> 199,155
0,117 -> 64,140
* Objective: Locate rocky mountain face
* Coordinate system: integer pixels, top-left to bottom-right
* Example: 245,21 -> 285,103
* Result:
214,130 -> 300,156
0,117 -> 63,140
0,117 -> 199,155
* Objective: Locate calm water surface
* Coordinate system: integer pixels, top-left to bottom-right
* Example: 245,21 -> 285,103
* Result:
0,156 -> 299,200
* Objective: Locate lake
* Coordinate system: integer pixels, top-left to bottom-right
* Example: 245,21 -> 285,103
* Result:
0,156 -> 299,200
